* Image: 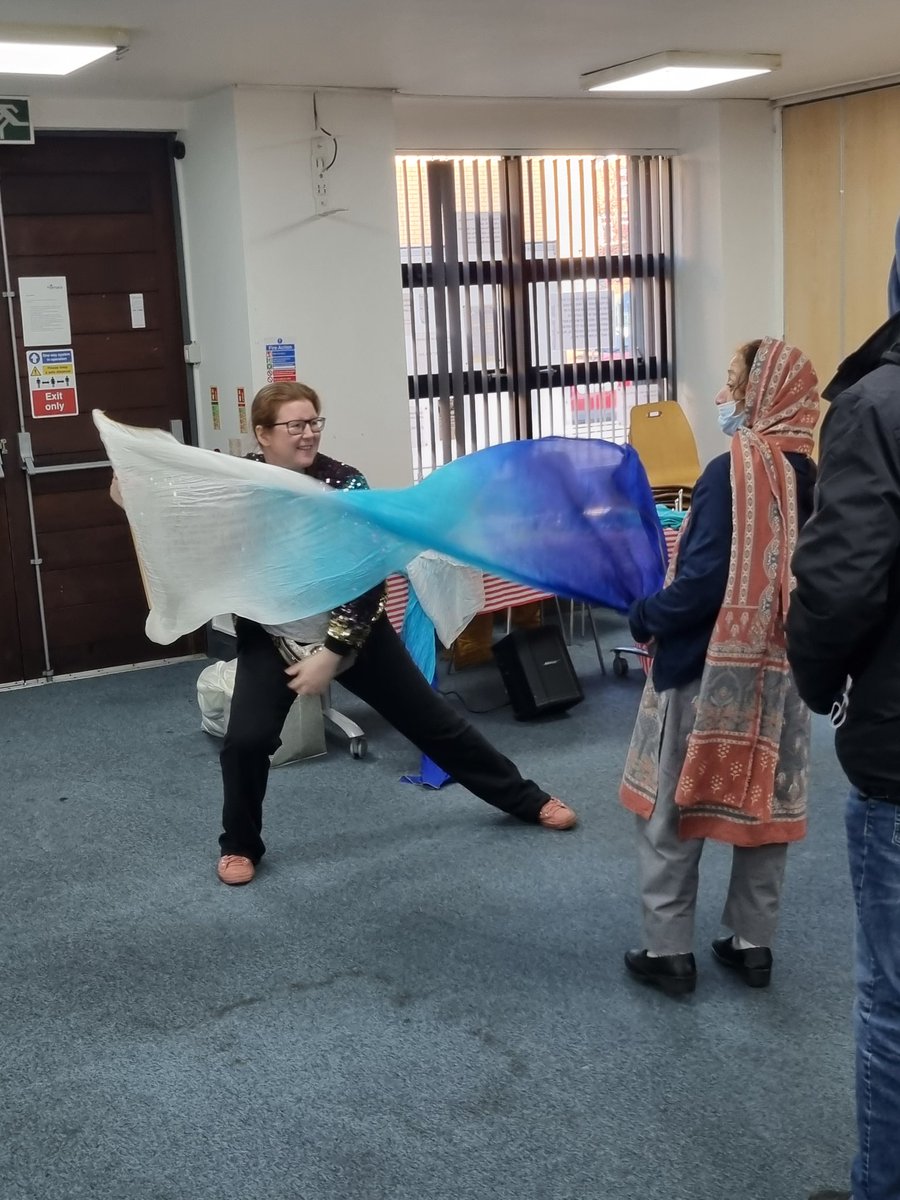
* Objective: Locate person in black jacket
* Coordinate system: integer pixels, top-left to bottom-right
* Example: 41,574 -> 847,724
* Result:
620,338 -> 819,996
786,308 -> 900,1200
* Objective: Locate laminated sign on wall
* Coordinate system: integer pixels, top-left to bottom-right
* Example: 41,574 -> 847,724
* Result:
27,348 -> 78,418
18,276 -> 71,345
265,340 -> 297,383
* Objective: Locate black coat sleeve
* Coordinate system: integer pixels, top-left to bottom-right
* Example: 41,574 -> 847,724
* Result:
786,390 -> 900,713
628,455 -> 732,644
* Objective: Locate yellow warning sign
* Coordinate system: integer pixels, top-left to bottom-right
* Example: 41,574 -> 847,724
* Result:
30,367 -> 41,376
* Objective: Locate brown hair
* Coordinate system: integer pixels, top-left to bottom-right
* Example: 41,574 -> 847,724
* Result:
251,381 -> 321,429
736,340 -> 763,377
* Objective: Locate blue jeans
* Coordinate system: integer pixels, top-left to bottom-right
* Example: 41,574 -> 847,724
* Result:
846,789 -> 900,1200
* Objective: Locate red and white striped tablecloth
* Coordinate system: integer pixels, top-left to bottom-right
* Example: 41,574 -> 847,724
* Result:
384,575 -> 410,632
384,573 -> 553,634
480,576 -> 554,614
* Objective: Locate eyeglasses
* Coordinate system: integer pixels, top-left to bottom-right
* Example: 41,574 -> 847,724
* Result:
269,417 -> 326,435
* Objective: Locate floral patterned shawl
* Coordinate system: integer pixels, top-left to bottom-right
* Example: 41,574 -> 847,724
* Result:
620,339 -> 820,846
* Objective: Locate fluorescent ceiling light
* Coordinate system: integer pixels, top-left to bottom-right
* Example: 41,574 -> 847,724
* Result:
581,51 -> 781,94
0,25 -> 127,76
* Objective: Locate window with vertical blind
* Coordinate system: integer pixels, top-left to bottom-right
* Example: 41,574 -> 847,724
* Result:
396,154 -> 673,479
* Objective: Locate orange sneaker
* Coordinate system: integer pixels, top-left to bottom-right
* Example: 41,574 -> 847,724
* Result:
217,854 -> 255,885
538,797 -> 578,830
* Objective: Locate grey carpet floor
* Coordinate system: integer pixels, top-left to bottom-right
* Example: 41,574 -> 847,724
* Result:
1,615 -> 855,1200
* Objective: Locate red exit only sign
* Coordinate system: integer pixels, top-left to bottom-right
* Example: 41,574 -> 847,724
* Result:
32,387 -> 78,418
27,347 -> 79,419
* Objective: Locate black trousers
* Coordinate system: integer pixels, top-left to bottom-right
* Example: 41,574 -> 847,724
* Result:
219,616 -> 550,860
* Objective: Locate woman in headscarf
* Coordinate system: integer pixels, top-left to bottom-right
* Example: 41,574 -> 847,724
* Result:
620,338 -> 820,996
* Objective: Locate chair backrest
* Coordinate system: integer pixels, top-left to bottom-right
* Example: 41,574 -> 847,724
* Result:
628,401 -> 701,490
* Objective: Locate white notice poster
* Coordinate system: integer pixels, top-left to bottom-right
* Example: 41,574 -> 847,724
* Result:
129,293 -> 146,329
18,276 -> 71,347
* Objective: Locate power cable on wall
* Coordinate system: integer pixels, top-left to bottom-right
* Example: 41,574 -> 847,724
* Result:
312,92 -> 338,170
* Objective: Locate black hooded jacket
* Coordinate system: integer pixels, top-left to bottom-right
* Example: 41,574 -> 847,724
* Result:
786,328 -> 900,801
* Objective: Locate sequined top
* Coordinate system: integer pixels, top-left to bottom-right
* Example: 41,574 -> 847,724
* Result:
248,450 -> 386,654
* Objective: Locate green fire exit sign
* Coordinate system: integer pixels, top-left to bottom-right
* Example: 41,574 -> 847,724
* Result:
0,98 -> 34,144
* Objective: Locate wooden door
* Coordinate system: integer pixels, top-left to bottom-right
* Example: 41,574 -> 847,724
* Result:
0,133 -> 202,683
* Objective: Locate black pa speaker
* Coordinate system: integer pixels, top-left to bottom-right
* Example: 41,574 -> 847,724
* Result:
491,626 -> 584,720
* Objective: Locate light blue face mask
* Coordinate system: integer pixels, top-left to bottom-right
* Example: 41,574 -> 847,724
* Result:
717,400 -> 747,436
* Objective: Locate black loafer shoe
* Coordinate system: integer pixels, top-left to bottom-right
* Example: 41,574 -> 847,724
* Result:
711,935 -> 773,988
624,949 -> 697,996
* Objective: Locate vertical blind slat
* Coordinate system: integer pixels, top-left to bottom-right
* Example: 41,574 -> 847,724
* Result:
415,159 -> 438,476
400,161 -> 424,475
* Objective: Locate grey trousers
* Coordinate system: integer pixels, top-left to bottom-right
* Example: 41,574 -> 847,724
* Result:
634,680 -> 788,956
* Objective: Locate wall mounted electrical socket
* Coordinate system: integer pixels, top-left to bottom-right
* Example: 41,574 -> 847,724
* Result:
311,134 -> 330,213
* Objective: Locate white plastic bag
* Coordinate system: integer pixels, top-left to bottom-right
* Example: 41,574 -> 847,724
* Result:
197,659 -> 236,738
197,659 -> 326,766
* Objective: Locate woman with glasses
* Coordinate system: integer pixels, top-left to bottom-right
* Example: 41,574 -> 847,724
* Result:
215,381 -> 577,886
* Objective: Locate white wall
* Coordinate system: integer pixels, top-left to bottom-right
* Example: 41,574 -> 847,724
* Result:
229,87 -> 412,484
178,89 -> 254,454
28,97 -> 187,131
673,101 -> 780,464
394,96 -> 679,153
671,104 -> 723,465
181,86 -> 412,482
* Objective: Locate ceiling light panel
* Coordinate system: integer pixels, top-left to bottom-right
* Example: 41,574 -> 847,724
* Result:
0,25 -> 127,76
581,51 -> 781,94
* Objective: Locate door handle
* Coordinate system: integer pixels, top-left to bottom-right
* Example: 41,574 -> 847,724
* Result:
0,437 -> 6,479
17,431 -> 110,476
